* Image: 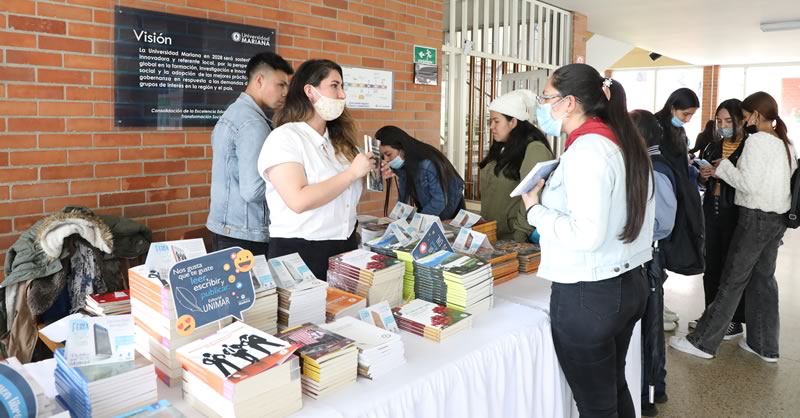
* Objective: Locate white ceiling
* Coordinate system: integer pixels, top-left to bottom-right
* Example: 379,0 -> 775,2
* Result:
544,0 -> 800,65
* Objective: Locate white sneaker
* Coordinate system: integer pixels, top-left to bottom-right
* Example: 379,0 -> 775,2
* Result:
738,339 -> 778,363
663,320 -> 677,332
688,320 -> 698,330
669,336 -> 714,359
664,306 -> 679,322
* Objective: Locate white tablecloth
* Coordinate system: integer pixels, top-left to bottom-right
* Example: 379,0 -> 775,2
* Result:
494,274 -> 643,417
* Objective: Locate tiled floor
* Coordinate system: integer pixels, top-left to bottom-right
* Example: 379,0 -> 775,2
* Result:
656,228 -> 800,417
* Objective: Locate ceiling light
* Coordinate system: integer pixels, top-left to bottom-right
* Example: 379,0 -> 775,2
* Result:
760,20 -> 800,32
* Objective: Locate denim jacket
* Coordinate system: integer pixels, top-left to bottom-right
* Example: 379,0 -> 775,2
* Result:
207,93 -> 271,242
394,159 -> 464,220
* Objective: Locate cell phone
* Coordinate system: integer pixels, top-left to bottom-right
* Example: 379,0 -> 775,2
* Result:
696,159 -> 712,168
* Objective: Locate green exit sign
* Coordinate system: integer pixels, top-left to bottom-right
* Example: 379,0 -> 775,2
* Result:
413,45 -> 436,65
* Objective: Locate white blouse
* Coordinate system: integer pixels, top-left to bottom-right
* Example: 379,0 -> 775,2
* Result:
257,121 -> 362,241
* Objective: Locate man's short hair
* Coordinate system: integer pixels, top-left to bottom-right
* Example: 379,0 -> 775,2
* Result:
245,52 -> 294,82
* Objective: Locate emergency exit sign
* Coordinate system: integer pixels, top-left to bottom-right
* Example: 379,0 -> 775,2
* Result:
414,45 -> 436,65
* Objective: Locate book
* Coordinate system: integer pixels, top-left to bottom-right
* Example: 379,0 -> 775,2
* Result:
325,287 -> 367,322
358,301 -> 399,333
321,317 -> 405,379
495,241 -> 542,273
509,159 -> 560,197
364,135 -> 384,192
1,357 -> 58,418
327,249 -> 405,308
392,299 -> 473,342
413,250 -> 494,314
85,290 -> 131,316
269,254 -> 327,331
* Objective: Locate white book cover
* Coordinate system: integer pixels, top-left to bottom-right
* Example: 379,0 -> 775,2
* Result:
509,159 -> 560,197
321,317 -> 401,352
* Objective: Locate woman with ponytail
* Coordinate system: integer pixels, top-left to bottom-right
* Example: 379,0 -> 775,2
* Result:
671,91 -> 797,363
521,63 -> 654,417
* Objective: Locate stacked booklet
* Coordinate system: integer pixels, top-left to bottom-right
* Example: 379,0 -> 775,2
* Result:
366,236 -> 419,301
85,290 -> 131,316
1,357 -> 58,417
269,253 -> 328,332
413,250 -> 494,315
470,247 -> 520,285
326,287 -> 367,322
448,210 -> 497,243
327,249 -> 405,308
54,348 -> 157,418
241,256 -> 279,335
277,323 -> 358,399
495,241 -> 542,273
322,317 -> 405,379
129,265 -> 226,386
177,322 -> 303,418
472,219 -> 497,244
392,299 -> 473,343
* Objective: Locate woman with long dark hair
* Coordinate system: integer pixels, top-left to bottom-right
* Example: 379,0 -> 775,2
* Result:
376,126 -> 464,220
522,63 -> 654,417
257,59 -> 372,280
479,90 -> 553,242
691,99 -> 749,337
690,119 -> 716,159
671,91 -> 797,363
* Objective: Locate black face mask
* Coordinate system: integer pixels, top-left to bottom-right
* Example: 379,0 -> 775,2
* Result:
744,123 -> 759,135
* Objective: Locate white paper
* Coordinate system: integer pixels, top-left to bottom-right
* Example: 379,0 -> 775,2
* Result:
64,315 -> 135,367
389,202 -> 417,222
358,301 -> 399,333
452,228 -> 493,255
144,239 -> 207,284
411,213 -> 443,238
385,219 -> 417,246
449,210 -> 482,228
343,66 -> 394,110
251,255 -> 275,292
39,313 -> 87,343
509,159 -> 560,197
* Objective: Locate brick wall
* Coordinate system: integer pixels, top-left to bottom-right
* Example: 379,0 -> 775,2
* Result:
571,12 -> 588,65
0,0 -> 443,280
700,65 -> 720,123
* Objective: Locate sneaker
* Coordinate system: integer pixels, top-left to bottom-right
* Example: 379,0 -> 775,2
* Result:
738,339 -> 778,363
723,322 -> 744,341
641,402 -> 658,417
688,319 -> 698,330
669,336 -> 714,359
664,306 -> 679,322
655,393 -> 668,404
663,320 -> 677,332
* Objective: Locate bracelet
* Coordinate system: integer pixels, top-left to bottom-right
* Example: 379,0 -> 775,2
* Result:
526,203 -> 540,215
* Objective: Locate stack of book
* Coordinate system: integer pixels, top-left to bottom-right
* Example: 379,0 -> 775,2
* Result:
85,290 -> 131,316
472,219 -> 498,244
129,265 -> 225,386
177,322 -> 303,418
392,299 -> 473,343
470,247 -> 520,285
269,254 -> 328,332
326,287 -> 367,322
327,249 -> 405,308
277,323 -> 358,399
414,250 -> 494,314
54,348 -> 158,417
495,241 -> 542,273
366,236 -> 419,301
1,357 -> 58,417
241,265 -> 279,335
322,317 -> 405,379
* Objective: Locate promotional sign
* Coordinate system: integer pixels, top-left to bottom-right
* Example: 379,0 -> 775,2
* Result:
452,228 -> 494,255
0,363 -> 38,418
65,315 -> 136,367
145,239 -> 207,286
388,202 -> 417,222
449,209 -> 482,228
114,6 -> 276,127
343,66 -> 394,110
412,222 -> 453,260
168,247 -> 256,336
410,213 -> 443,238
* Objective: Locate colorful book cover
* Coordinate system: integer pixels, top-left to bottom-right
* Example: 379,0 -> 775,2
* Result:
326,288 -> 366,316
276,324 -> 355,363
391,299 -> 471,331
88,290 -> 131,305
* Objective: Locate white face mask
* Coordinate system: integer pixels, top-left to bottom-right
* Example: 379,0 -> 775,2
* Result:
311,86 -> 345,121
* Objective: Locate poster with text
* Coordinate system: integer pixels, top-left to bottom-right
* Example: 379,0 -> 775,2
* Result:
343,66 -> 393,110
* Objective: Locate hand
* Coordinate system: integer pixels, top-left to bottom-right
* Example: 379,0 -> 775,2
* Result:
348,152 -> 373,180
381,159 -> 395,180
699,166 -> 715,180
522,179 -> 545,210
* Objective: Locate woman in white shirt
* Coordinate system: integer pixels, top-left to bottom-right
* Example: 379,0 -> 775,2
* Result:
257,59 -> 372,279
670,91 -> 797,363
522,63 -> 655,417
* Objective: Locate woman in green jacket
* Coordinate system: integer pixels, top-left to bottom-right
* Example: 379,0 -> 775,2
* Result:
480,90 -> 554,242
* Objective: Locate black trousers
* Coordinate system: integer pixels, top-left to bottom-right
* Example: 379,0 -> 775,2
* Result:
211,233 -> 268,257
703,198 -> 745,323
268,231 -> 358,280
550,267 -> 648,418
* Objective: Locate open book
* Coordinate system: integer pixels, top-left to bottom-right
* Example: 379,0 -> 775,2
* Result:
509,159 -> 559,197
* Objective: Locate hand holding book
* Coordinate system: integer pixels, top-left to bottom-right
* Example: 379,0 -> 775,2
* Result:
522,179 -> 545,211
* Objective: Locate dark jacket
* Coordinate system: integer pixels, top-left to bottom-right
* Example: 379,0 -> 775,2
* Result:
394,159 -> 465,220
702,139 -> 746,212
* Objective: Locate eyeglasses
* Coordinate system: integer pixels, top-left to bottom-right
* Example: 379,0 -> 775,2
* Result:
536,93 -> 562,105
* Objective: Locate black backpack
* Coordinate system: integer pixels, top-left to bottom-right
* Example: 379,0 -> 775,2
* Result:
787,159 -> 800,229
655,153 -> 706,275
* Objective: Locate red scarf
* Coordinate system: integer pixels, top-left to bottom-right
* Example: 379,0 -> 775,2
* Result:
564,118 -> 620,150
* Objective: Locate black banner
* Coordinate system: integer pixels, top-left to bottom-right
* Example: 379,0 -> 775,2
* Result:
114,7 -> 276,127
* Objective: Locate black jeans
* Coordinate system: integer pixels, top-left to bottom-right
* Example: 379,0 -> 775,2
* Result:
212,233 -> 268,257
703,197 -> 745,323
688,208 -> 786,358
268,231 -> 358,280
551,267 -> 648,418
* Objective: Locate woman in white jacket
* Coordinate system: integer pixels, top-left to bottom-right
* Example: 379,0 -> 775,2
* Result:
522,63 -> 655,418
670,91 -> 796,362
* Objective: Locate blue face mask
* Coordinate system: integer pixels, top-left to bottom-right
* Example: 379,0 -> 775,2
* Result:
670,115 -> 685,128
389,155 -> 405,169
718,127 -> 734,139
536,99 -> 565,137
